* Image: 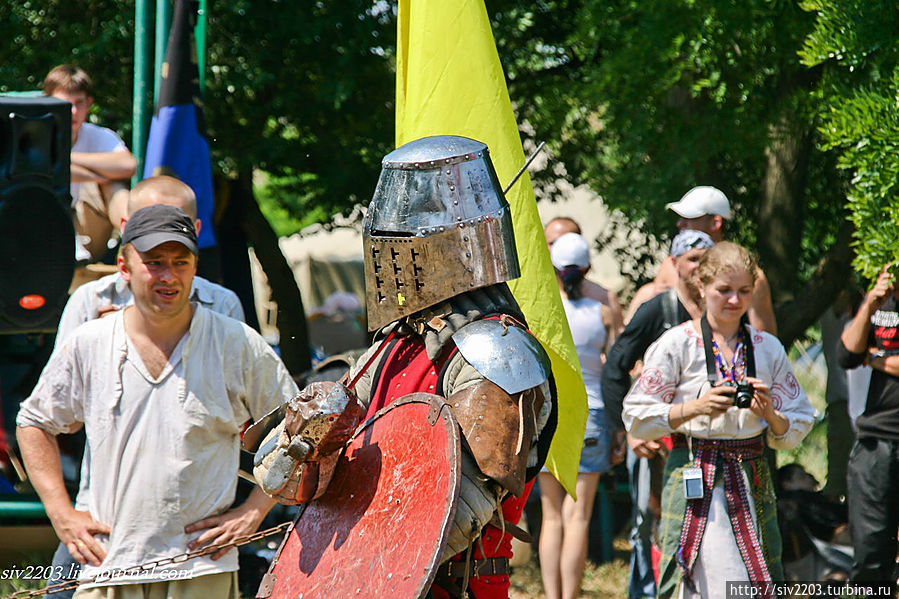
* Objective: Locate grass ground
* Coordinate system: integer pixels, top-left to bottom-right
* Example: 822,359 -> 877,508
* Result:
510,536 -> 631,598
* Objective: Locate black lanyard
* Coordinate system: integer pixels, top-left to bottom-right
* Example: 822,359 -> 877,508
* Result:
700,313 -> 756,387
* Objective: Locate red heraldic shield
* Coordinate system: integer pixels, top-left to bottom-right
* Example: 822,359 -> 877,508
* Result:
257,393 -> 461,599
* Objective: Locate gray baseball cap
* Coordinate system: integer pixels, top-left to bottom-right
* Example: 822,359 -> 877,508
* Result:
121,204 -> 198,255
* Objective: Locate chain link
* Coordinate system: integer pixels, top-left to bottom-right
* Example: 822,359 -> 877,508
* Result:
5,522 -> 292,599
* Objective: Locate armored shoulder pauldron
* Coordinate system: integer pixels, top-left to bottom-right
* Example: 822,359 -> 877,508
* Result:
446,317 -> 552,496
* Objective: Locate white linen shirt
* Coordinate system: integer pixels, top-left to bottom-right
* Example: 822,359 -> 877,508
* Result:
55,273 -> 246,515
17,305 -> 298,587
622,321 -> 815,450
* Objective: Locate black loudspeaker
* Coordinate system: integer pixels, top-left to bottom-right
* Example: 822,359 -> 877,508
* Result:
0,96 -> 74,334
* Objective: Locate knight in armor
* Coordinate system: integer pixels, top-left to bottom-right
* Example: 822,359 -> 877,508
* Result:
249,135 -> 557,599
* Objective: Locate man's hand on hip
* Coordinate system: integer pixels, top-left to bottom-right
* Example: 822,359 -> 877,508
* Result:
184,488 -> 276,560
52,508 -> 110,567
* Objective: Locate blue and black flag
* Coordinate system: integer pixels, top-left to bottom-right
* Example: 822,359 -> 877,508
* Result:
143,0 -> 215,251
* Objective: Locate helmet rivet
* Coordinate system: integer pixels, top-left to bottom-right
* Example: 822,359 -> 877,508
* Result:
466,252 -> 471,257
439,226 -> 445,232
446,170 -> 451,175
453,200 -> 458,206
463,236 -> 469,242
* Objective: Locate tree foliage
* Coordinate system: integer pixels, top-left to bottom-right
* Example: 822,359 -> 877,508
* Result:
800,0 -> 899,281
202,1 -> 395,227
488,0 -> 854,343
0,1 -> 135,131
0,1 -> 396,230
5,0 -> 895,347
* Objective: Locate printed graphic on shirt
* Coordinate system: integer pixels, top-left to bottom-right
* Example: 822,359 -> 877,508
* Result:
873,310 -> 899,352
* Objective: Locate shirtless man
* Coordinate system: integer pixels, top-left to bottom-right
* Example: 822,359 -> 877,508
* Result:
623,186 -> 777,335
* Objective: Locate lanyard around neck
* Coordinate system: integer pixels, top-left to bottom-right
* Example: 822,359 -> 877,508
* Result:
700,313 -> 756,387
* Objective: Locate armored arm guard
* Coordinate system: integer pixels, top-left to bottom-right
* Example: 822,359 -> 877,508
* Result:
243,381 -> 365,505
440,318 -> 554,559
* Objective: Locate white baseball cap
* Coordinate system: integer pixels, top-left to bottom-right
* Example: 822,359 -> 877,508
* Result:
666,186 -> 731,219
550,232 -> 591,269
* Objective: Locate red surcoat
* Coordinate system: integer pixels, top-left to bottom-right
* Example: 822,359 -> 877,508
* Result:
367,333 -> 531,599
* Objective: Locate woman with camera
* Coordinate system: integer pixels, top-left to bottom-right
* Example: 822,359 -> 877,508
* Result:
623,242 -> 815,598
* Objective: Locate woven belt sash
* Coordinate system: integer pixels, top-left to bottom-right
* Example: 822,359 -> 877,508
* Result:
672,435 -> 772,596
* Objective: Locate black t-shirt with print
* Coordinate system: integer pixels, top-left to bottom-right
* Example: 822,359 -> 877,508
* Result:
837,295 -> 899,440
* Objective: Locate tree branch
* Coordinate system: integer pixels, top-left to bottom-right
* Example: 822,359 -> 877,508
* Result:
774,219 -> 855,347
231,171 -> 311,375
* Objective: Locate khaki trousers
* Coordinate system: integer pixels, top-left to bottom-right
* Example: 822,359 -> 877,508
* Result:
73,180 -> 128,261
72,571 -> 238,599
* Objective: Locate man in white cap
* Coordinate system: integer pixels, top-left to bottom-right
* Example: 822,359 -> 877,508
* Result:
624,186 -> 777,334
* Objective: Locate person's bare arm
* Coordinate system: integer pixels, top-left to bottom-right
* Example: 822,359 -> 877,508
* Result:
70,162 -> 107,183
70,150 -> 137,183
748,267 -> 778,335
583,280 -> 624,335
184,486 -> 277,560
600,304 -> 617,348
869,353 -> 899,377
624,282 -> 661,324
624,257 -> 677,324
16,425 -> 110,566
605,289 -> 624,336
842,266 -> 892,353
654,256 -> 678,289
104,181 -> 130,230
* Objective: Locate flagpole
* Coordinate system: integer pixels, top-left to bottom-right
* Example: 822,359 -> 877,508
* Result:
196,0 -> 207,94
132,0 -> 152,185
154,0 -> 171,105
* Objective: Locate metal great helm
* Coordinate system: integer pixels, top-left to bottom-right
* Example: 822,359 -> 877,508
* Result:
363,135 -> 520,331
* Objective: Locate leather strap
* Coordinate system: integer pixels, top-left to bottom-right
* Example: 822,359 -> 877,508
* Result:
488,512 -> 533,544
440,556 -> 510,579
700,313 -> 756,387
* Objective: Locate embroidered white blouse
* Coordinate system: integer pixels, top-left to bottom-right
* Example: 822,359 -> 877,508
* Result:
622,321 -> 815,450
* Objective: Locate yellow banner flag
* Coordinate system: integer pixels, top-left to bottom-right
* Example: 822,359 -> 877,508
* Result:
396,0 -> 587,495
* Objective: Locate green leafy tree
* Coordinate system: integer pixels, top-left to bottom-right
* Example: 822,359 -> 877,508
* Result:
0,1 -> 135,129
489,0 -> 854,345
800,0 -> 899,282
0,1 -> 396,373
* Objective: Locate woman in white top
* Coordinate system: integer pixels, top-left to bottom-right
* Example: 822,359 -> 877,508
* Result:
623,242 -> 815,598
539,232 -> 612,599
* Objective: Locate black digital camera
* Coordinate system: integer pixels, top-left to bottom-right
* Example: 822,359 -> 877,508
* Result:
723,380 -> 754,409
